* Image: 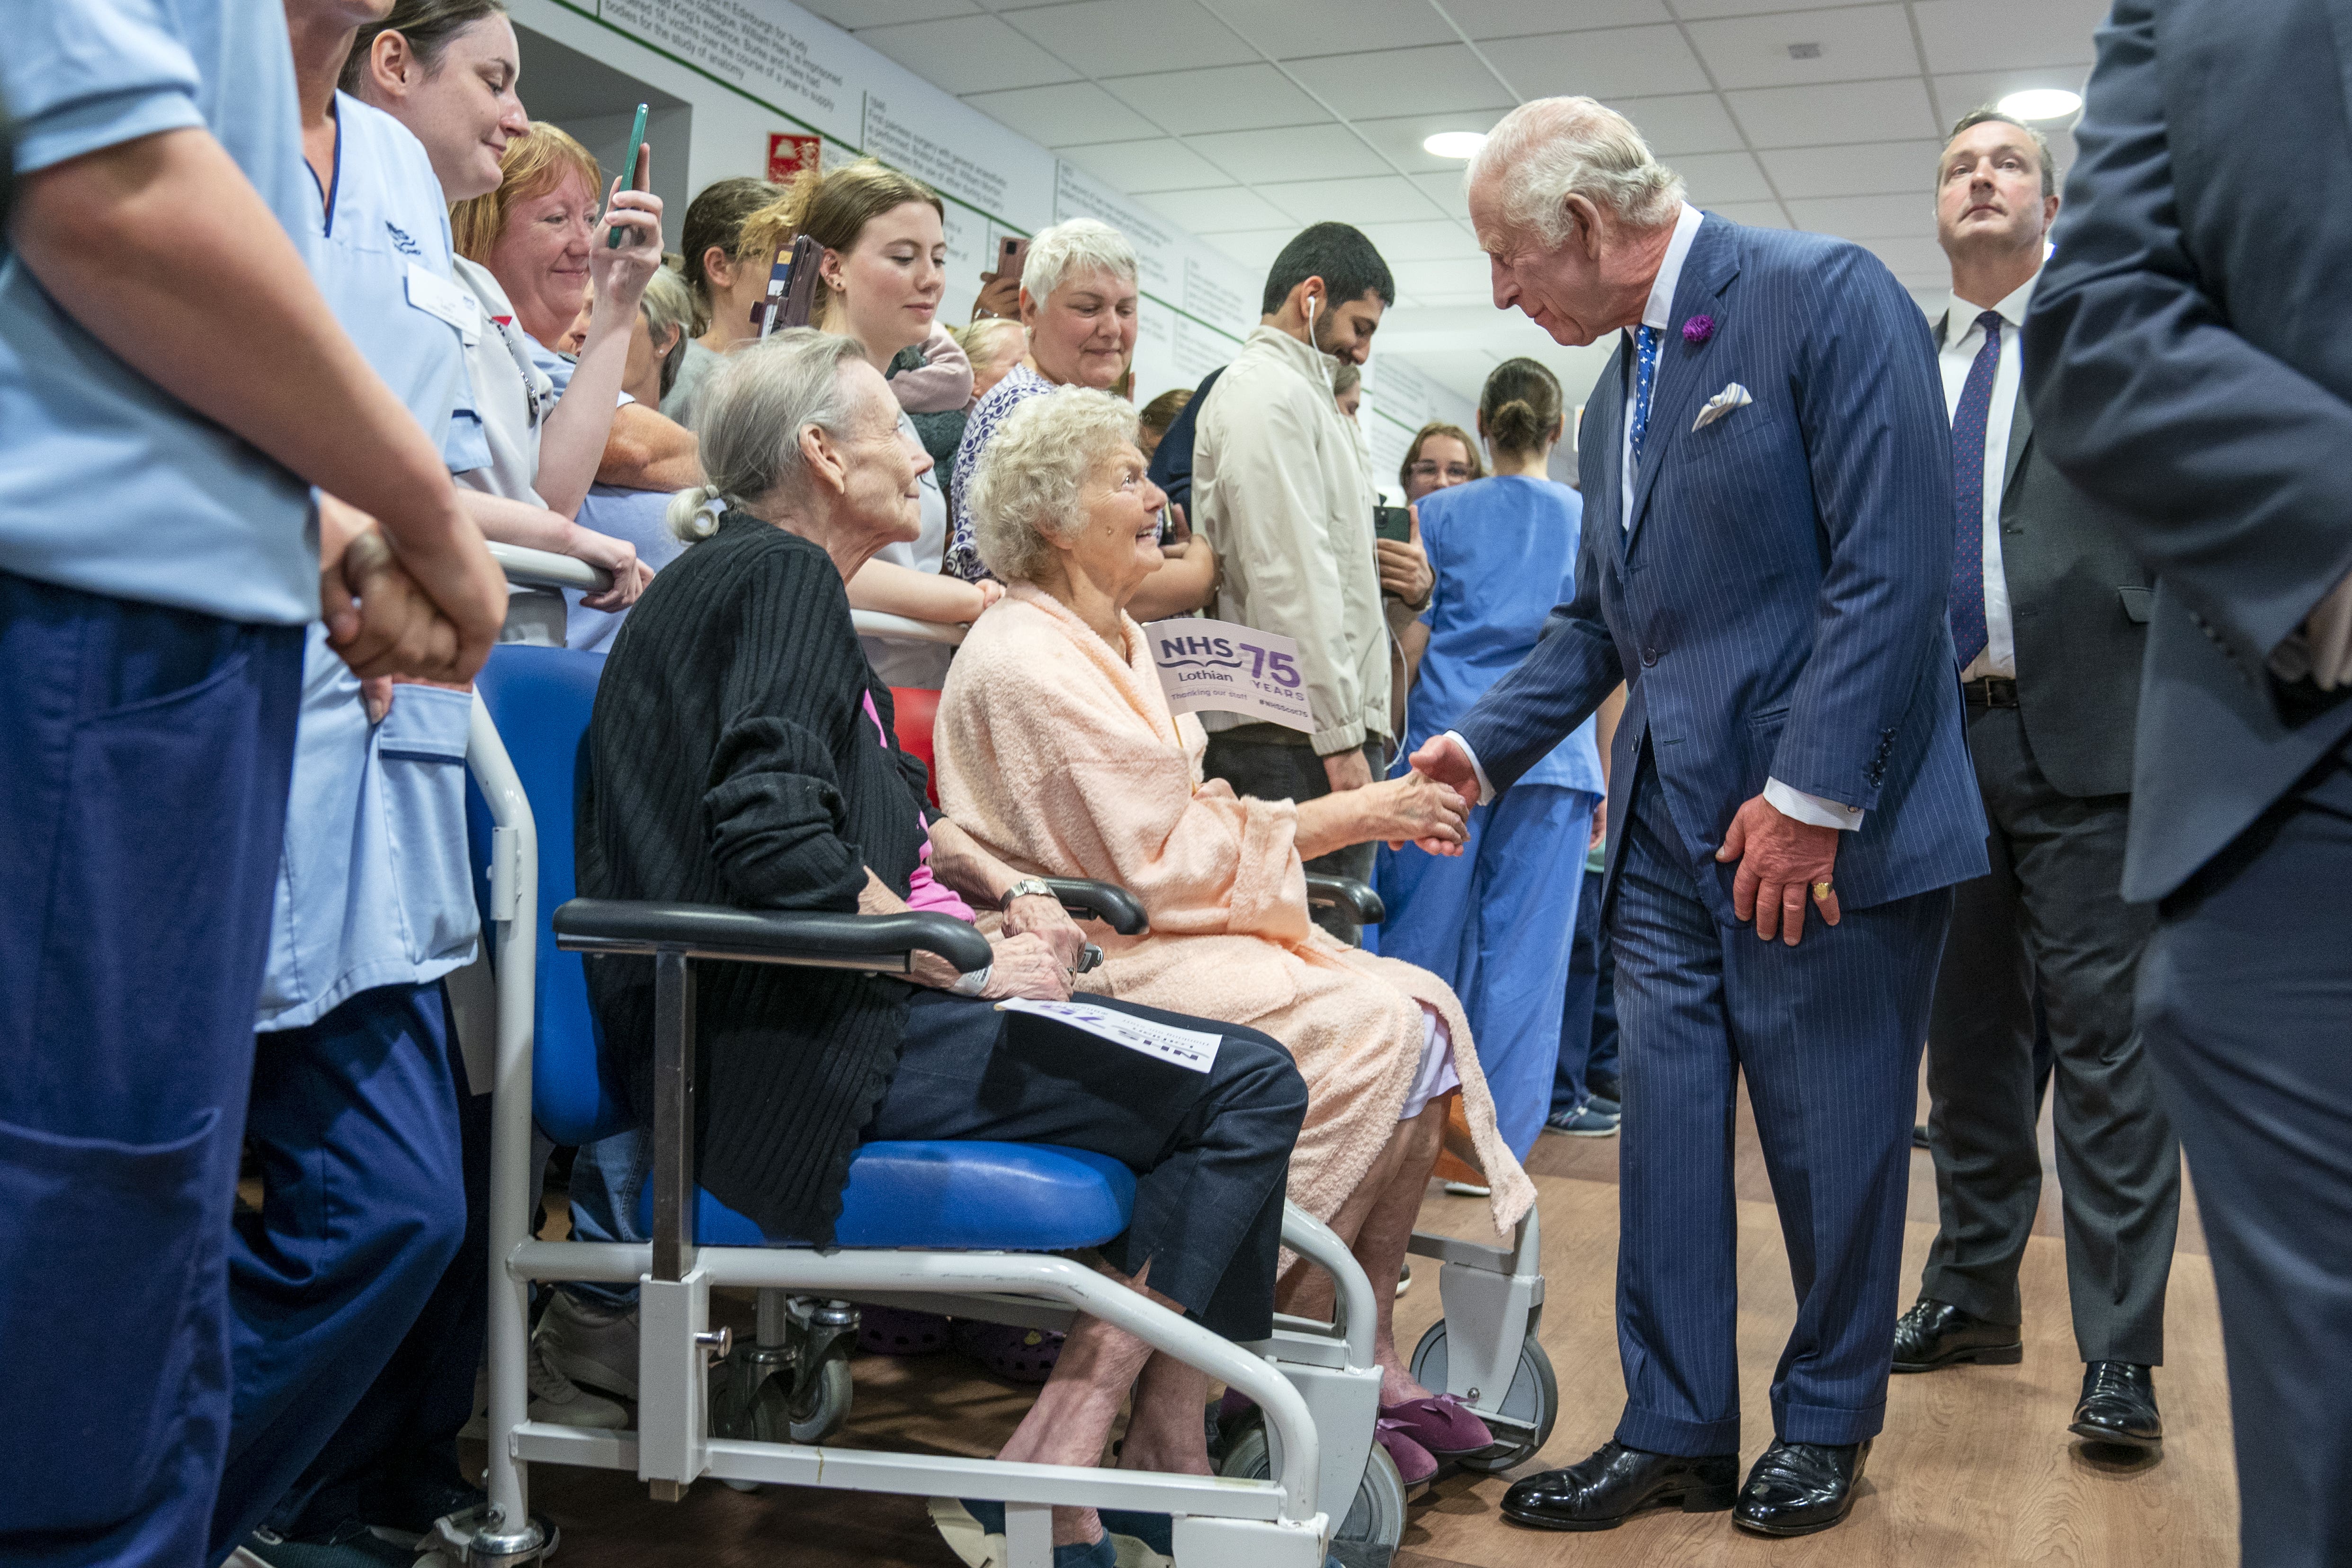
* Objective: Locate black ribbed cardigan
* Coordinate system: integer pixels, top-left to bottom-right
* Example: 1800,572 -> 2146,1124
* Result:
579,513 -> 935,1242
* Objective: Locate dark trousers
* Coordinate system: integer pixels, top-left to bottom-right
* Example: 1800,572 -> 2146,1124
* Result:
0,573 -> 303,1567
212,982 -> 470,1559
1920,702 -> 2179,1363
268,1029 -> 492,1540
2139,741 -> 2352,1568
1609,759 -> 1951,1453
867,990 -> 1308,1342
1554,865 -> 1619,1113
1202,726 -> 1384,945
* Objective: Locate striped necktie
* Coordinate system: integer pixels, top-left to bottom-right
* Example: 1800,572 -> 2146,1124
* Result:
1628,324 -> 1660,467
1949,309 -> 2004,669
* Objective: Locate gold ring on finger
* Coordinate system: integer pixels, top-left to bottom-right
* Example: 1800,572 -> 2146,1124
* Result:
1811,880 -> 1833,902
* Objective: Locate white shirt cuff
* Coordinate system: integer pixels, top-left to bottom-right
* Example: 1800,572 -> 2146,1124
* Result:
1765,777 -> 1865,831
1442,730 -> 1494,802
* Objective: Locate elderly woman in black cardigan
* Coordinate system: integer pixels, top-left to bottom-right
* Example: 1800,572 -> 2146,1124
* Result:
579,329 -> 1306,1568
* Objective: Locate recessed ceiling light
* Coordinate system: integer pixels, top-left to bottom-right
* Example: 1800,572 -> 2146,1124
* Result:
1423,131 -> 1488,160
1997,88 -> 2083,121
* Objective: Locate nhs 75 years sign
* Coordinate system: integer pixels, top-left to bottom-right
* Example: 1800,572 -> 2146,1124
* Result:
1144,617 -> 1314,733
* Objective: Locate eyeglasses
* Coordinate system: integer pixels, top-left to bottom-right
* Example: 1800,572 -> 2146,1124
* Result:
1408,461 -> 1476,482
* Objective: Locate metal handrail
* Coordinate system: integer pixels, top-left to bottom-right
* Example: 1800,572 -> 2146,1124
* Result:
489,540 -> 612,594
851,608 -> 966,646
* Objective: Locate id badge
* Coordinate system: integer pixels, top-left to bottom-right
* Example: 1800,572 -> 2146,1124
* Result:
406,261 -> 482,345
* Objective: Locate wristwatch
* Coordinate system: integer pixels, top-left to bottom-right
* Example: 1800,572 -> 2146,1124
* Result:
1000,877 -> 1055,911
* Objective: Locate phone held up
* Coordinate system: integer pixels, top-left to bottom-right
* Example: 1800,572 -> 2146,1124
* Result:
1372,504 -> 1413,544
607,103 -> 649,250
998,234 -> 1030,285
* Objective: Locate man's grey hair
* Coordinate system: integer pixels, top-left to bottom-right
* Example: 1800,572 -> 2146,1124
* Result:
1468,97 -> 1687,244
967,386 -> 1140,584
667,328 -> 869,542
1940,107 -> 2057,200
1019,217 -> 1139,306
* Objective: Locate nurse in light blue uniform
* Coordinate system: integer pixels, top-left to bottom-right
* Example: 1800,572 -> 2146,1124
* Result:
1377,358 -> 1604,1162
208,86 -> 490,1559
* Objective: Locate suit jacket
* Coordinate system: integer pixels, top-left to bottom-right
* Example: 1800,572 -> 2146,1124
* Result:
1936,309 -> 2151,799
1458,216 -> 1985,922
2024,0 -> 2352,902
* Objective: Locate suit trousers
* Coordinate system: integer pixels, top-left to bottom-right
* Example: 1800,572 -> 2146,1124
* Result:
0,574 -> 303,1568
2137,738 -> 2352,1568
1920,701 -> 2178,1363
1610,756 -> 1951,1454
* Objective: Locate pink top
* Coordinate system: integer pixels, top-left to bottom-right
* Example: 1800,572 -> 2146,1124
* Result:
862,690 -> 975,922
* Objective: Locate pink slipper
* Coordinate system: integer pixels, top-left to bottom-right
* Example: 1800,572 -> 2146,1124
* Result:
1377,1393 -> 1493,1458
1375,1418 -> 1439,1487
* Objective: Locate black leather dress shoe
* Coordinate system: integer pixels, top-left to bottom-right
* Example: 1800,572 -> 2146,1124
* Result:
1501,1441 -> 1738,1531
1733,1439 -> 1869,1537
1890,1297 -> 2024,1372
2070,1361 -> 2163,1449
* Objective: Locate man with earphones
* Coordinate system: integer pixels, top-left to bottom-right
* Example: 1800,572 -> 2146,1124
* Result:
1192,222 -> 1427,943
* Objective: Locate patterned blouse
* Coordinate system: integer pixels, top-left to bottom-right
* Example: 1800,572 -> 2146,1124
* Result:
944,361 -> 1055,582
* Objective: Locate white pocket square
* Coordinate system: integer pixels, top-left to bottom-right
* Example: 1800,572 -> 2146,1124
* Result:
1691,383 -> 1752,431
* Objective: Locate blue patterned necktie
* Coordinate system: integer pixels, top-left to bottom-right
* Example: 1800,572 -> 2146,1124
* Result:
1628,323 -> 1661,468
1950,309 -> 2004,669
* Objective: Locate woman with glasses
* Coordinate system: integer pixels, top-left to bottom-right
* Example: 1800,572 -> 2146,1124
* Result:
1400,420 -> 1485,503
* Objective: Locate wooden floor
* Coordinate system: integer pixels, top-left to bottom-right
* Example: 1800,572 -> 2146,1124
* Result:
512,1084 -> 2236,1568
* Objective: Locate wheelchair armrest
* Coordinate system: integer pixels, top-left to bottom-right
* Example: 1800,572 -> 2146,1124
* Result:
1303,874 -> 1385,925
552,897 -> 993,974
1037,877 -> 1148,936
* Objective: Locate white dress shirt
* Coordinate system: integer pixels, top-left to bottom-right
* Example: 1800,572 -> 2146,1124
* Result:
1445,201 -> 1862,833
1941,270 -> 2039,682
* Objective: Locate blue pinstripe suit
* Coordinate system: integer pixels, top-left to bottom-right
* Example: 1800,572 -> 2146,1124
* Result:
1455,215 -> 1987,1453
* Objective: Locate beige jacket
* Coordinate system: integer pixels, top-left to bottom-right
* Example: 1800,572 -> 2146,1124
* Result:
1194,325 -> 1388,756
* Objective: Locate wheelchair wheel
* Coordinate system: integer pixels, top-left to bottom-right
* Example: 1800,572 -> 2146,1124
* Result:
711,1339 -> 854,1466
1407,1321 -> 1557,1473
1216,1413 -> 1407,1568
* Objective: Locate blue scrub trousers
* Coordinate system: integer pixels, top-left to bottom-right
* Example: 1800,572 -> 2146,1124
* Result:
0,572 -> 303,1568
1554,865 -> 1619,1114
210,981 -> 468,1559
1377,782 -> 1596,1160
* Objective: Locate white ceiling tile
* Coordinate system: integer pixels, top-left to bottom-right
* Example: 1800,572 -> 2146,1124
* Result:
1052,136 -> 1234,192
1668,149 -> 1775,204
1757,138 -> 1943,197
1349,112 -> 1511,174
1098,62 -> 1329,133
1203,227 -> 1295,272
1283,44 -> 1518,120
1726,77 -> 1939,148
1141,185 -> 1296,232
1668,0 -> 1850,16
1386,256 -> 1499,298
798,0 -> 979,26
855,14 -> 1079,93
1413,170 -> 1473,216
1255,173 -> 1445,225
1610,92 -> 1747,155
962,80 -> 1161,143
1930,66 -> 2091,127
999,0 -> 1257,76
1784,190 -> 1935,237
1911,0 -> 2107,73
1218,0 -> 1458,59
1859,234 -> 1950,276
1446,0 -> 1673,38
1686,5 -> 1921,91
1486,24 -> 1714,100
1186,123 -> 1396,182
1706,199 -> 1793,228
1355,219 -> 1489,262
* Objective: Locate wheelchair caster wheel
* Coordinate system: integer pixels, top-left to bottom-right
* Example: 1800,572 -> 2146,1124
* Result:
710,1338 -> 855,1472
1407,1322 -> 1557,1473
1216,1411 -> 1407,1566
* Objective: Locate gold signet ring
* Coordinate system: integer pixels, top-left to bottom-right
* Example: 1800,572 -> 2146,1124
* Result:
1811,880 -> 1834,902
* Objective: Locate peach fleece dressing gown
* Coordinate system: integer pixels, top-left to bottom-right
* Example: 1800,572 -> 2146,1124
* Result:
934,584 -> 1533,1241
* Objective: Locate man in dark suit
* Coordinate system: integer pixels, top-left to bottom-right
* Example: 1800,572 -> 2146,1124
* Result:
1894,108 -> 2181,1452
2025,1 -> 2352,1559
1413,96 -> 1986,1538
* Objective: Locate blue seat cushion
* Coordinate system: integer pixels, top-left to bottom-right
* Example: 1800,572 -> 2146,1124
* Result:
634,1140 -> 1137,1250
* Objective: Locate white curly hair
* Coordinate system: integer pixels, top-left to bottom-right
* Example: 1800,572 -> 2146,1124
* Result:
1468,97 -> 1686,245
966,386 -> 1141,584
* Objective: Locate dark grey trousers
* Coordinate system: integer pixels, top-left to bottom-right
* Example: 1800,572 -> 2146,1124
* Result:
1201,725 -> 1384,946
1919,700 -> 2180,1364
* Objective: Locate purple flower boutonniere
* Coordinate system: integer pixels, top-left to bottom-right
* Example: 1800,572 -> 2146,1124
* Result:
1683,314 -> 1716,346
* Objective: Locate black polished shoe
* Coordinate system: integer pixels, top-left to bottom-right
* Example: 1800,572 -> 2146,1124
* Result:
1890,1297 -> 2024,1372
2070,1361 -> 2163,1450
1732,1439 -> 1869,1537
1501,1440 -> 1739,1531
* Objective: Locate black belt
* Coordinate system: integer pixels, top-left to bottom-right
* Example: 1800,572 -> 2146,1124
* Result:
1962,676 -> 2019,708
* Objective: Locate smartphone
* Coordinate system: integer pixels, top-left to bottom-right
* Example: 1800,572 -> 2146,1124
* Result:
998,234 -> 1030,283
607,103 -> 649,249
1373,504 -> 1413,544
755,233 -> 824,337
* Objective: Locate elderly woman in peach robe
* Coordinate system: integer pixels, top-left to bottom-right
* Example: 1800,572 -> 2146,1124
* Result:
934,386 -> 1535,1484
